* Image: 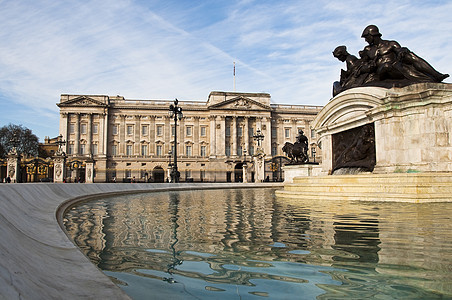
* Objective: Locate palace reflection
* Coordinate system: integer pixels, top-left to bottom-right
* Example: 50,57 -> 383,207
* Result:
64,189 -> 452,297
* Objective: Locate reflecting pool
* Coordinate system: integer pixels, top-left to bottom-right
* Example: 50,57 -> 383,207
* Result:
64,188 -> 452,299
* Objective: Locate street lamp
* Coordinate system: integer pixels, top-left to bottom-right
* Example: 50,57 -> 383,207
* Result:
168,99 -> 183,183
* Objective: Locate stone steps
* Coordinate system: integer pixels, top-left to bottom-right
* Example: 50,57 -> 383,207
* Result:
276,173 -> 452,202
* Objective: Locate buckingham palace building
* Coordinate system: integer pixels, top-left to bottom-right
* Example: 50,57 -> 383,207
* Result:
57,91 -> 322,183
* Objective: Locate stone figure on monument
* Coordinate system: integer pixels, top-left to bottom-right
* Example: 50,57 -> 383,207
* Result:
282,129 -> 309,164
333,25 -> 449,96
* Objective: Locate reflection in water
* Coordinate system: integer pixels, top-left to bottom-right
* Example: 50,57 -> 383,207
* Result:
64,189 -> 452,299
164,193 -> 182,284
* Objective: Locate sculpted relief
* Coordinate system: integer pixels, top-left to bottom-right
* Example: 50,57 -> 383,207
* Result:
333,25 -> 449,96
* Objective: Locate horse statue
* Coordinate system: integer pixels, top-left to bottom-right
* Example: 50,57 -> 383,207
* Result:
282,141 -> 309,164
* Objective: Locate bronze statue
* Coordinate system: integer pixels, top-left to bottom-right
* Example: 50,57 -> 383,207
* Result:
333,25 -> 449,96
282,130 -> 309,164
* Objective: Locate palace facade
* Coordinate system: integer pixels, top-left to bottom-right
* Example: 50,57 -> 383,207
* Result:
57,91 -> 322,183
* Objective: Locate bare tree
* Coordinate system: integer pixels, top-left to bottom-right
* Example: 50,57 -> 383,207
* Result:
0,124 -> 39,158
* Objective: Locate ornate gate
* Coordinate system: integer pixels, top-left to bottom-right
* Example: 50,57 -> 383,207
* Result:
264,156 -> 290,182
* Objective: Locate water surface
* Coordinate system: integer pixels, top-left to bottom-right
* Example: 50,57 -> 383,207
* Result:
64,188 -> 452,299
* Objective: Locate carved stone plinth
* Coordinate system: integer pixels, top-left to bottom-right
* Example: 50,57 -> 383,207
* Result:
6,153 -> 20,183
85,160 -> 94,183
53,155 -> 67,183
253,152 -> 265,182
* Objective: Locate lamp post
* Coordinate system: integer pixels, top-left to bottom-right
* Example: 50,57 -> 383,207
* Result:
168,99 -> 183,183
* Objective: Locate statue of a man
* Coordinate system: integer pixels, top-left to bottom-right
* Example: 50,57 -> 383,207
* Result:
296,130 -> 309,162
332,25 -> 449,96
333,46 -> 373,96
359,25 -> 449,83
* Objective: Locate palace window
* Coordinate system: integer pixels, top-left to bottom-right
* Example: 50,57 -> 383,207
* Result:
285,128 -> 290,138
156,145 -> 163,157
272,127 -> 277,138
272,146 -> 277,156
200,126 -> 207,137
92,144 -> 98,155
69,123 -> 75,134
249,127 -> 254,137
186,126 -> 192,136
225,126 -> 230,136
237,145 -> 242,156
126,145 -> 133,155
141,145 -> 148,156
68,144 -> 74,154
125,170 -> 132,178
80,144 -> 86,155
142,125 -> 148,136
171,126 -> 175,136
127,125 -> 133,135
200,145 -> 206,157
111,144 -> 117,156
156,125 -> 163,136
237,126 -> 243,137
186,145 -> 192,156
112,125 -> 118,135
225,145 -> 231,157
80,124 -> 87,134
92,123 -> 98,134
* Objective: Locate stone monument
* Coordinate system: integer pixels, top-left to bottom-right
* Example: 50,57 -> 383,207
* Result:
277,25 -> 452,202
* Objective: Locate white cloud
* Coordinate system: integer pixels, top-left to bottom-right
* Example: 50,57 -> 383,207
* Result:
0,0 -> 451,140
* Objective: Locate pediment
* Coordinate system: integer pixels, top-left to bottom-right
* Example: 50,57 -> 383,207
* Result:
208,96 -> 271,111
58,96 -> 108,107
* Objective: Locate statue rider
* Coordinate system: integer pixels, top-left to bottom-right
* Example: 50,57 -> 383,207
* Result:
296,129 -> 309,163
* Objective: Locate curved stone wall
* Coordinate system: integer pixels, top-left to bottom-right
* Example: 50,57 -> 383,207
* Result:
0,182 -> 282,299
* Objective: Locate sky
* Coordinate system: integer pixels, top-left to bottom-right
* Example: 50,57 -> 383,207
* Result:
0,0 -> 451,141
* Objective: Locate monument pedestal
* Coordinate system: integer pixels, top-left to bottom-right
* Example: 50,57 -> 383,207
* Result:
283,164 -> 322,183
6,152 -> 20,183
53,154 -> 67,183
279,83 -> 452,202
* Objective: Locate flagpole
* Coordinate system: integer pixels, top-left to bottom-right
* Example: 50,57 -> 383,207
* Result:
233,61 -> 236,92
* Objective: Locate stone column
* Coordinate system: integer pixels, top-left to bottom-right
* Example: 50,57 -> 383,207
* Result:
194,116 -> 200,156
165,115 -> 171,154
85,160 -> 94,183
86,113 -> 92,156
102,111 -> 108,156
60,112 -> 69,152
216,116 -> 226,157
244,117 -> 249,153
135,115 -> 141,154
264,117 -> 272,156
232,116 -> 237,157
242,164 -> 248,183
119,115 -> 126,155
74,113 -> 80,155
149,115 -> 156,155
53,154 -> 67,183
6,152 -> 20,183
209,116 -> 216,158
